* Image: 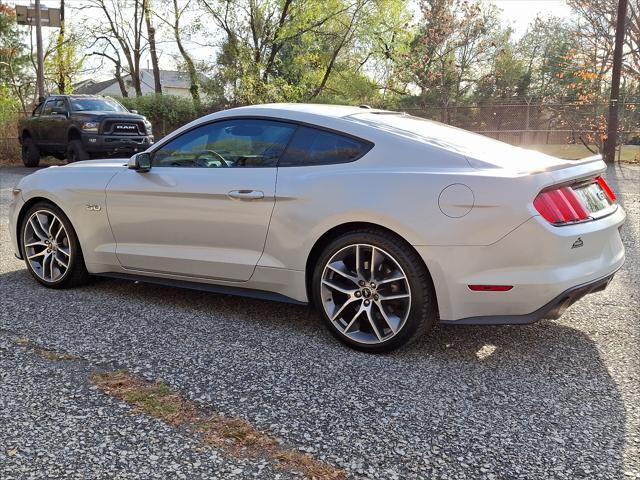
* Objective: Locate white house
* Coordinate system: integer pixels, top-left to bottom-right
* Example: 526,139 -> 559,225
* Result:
74,69 -> 200,97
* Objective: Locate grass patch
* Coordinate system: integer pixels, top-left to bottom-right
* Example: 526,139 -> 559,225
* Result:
92,371 -> 346,479
13,336 -> 80,361
35,348 -> 81,361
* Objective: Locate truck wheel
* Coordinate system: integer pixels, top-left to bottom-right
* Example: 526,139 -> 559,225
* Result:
66,140 -> 89,163
21,138 -> 41,168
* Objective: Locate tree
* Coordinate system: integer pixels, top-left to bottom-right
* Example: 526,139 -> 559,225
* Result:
90,36 -> 130,97
156,0 -> 201,108
46,6 -> 86,95
199,0 -> 406,105
517,16 -> 580,99
623,0 -> 638,86
0,1 -> 32,114
144,0 -> 162,94
400,0 -> 504,120
86,0 -> 148,96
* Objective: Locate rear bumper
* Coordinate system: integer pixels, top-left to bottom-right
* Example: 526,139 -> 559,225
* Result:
81,134 -> 153,155
417,205 -> 626,322
439,271 -> 617,325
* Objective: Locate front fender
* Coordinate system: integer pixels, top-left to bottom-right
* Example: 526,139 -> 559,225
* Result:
17,165 -> 122,270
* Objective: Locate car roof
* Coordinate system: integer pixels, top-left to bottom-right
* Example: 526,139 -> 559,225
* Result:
223,103 -> 390,119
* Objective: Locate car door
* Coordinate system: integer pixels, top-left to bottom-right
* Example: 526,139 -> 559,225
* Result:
105,118 -> 297,282
36,99 -> 55,145
48,98 -> 70,147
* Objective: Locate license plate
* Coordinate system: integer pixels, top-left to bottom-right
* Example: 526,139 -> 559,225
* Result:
573,182 -> 611,213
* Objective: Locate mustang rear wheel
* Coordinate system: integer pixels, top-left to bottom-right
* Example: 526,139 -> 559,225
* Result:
313,229 -> 436,353
20,202 -> 89,288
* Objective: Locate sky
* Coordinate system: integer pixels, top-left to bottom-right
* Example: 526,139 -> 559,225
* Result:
8,0 -> 575,80
493,0 -> 573,34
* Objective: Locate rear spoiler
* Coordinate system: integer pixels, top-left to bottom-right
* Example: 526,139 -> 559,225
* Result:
547,153 -> 607,185
574,154 -> 603,165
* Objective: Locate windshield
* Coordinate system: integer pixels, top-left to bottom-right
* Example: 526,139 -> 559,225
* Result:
70,97 -> 128,112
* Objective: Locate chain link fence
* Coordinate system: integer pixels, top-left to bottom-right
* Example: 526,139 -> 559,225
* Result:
1,99 -> 638,164
402,99 -> 640,158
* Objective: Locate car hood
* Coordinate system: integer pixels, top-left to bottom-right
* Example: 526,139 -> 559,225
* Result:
63,159 -> 129,168
72,111 -> 145,121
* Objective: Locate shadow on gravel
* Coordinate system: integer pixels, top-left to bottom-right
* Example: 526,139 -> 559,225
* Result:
0,267 -> 629,478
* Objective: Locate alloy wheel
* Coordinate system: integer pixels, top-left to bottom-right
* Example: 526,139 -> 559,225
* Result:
23,210 -> 71,282
320,243 -> 411,345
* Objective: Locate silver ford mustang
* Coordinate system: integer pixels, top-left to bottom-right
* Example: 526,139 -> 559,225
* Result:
9,104 -> 625,352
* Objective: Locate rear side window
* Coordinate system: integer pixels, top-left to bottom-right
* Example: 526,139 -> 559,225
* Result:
279,126 -> 371,167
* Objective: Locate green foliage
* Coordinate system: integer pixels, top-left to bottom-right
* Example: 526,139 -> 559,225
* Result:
0,84 -> 20,123
0,1 -> 32,114
117,94 -> 200,137
204,0 -> 409,106
45,28 -> 85,94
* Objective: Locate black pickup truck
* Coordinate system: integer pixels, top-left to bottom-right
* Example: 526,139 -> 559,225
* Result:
19,95 -> 154,167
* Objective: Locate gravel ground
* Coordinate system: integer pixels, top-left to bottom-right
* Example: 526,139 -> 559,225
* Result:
0,163 -> 638,479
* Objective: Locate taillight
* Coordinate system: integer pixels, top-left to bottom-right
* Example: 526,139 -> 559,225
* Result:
534,186 -> 590,225
596,176 -> 616,202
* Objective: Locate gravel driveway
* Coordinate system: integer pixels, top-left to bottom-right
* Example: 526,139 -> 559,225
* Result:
1,163 -> 638,480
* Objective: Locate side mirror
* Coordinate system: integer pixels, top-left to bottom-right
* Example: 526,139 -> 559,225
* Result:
128,152 -> 151,172
130,109 -> 138,114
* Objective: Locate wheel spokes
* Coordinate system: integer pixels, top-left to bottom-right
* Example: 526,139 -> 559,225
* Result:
327,262 -> 359,286
379,293 -> 410,301
374,301 -> 400,334
365,306 -> 383,341
322,279 -> 357,296
29,217 -> 48,241
321,243 -> 411,345
23,210 -> 71,283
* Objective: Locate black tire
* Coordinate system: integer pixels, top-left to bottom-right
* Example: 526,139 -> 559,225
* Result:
21,137 -> 41,167
20,201 -> 89,289
66,139 -> 89,163
312,229 -> 437,353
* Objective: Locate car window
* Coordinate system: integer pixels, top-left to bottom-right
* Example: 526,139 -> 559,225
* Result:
70,97 -> 127,112
152,119 -> 296,168
42,100 -> 55,115
278,126 -> 372,167
52,99 -> 66,111
42,99 -> 65,115
32,102 -> 44,116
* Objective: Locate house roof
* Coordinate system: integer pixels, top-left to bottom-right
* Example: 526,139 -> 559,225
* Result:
73,78 -> 119,95
73,69 -> 206,95
139,69 -> 208,89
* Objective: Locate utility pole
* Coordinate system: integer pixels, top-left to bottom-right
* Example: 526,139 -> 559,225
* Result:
34,0 -> 45,100
604,0 -> 628,164
15,2 -> 61,101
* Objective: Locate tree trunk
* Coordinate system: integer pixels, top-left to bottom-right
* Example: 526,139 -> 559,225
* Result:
144,0 -> 162,94
603,0 -> 628,163
115,62 -> 128,97
55,0 -> 66,93
172,0 -> 200,109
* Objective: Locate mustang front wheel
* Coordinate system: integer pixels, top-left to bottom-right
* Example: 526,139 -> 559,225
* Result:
313,229 -> 436,353
20,202 -> 89,288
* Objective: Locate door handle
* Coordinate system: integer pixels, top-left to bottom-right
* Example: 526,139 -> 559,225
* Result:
227,189 -> 265,200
